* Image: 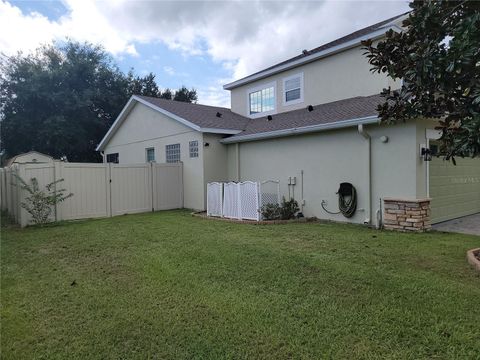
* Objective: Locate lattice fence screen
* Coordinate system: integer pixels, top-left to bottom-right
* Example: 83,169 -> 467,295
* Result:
259,180 -> 280,208
222,182 -> 240,219
208,180 -> 279,221
239,181 -> 260,220
207,182 -> 223,217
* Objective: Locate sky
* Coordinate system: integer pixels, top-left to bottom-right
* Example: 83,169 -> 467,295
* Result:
0,0 -> 410,107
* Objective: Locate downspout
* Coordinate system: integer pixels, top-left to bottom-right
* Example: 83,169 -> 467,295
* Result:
357,124 -> 371,225
101,151 -> 106,163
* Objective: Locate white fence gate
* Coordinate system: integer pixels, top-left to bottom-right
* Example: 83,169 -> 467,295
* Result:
208,180 -> 280,221
0,161 -> 183,227
207,182 -> 223,217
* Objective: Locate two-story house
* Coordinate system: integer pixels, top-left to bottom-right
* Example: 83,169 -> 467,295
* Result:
96,13 -> 480,226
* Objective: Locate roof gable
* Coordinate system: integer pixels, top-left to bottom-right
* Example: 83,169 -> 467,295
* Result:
96,96 -> 247,151
97,94 -> 384,150
223,13 -> 407,90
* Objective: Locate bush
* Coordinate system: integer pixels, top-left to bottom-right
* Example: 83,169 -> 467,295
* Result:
260,203 -> 282,220
15,175 -> 73,225
261,197 -> 299,221
280,197 -> 299,220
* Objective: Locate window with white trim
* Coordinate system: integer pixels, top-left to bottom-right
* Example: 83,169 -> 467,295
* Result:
249,84 -> 275,116
145,147 -> 155,162
166,143 -> 180,163
189,140 -> 199,158
283,73 -> 304,105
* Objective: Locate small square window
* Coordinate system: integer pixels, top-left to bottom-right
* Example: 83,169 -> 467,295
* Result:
146,147 -> 155,162
189,140 -> 199,158
166,143 -> 180,163
106,153 -> 119,163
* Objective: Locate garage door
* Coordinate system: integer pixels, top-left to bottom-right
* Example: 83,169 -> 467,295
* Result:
429,154 -> 480,224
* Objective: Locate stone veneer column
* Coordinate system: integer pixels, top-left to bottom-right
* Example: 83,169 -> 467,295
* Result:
383,198 -> 431,232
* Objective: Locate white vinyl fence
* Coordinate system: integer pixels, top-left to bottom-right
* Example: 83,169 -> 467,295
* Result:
0,161 -> 183,227
207,180 -> 280,221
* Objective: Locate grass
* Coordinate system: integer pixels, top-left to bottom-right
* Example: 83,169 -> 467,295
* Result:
1,210 -> 479,359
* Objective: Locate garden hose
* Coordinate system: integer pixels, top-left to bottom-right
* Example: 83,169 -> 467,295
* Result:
321,183 -> 357,218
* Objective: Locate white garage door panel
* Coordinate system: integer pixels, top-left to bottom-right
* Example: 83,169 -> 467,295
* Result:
430,157 -> 480,224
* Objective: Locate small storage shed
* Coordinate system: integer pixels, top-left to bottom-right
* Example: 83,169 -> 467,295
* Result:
4,151 -> 54,167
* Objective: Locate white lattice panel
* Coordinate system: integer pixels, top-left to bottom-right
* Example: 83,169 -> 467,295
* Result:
260,180 -> 280,208
207,182 -> 223,217
239,181 -> 260,220
223,182 -> 240,219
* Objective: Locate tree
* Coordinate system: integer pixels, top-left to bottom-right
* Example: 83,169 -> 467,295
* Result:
362,0 -> 480,160
0,41 -> 199,163
126,71 -> 161,98
160,88 -> 173,100
174,86 -> 198,103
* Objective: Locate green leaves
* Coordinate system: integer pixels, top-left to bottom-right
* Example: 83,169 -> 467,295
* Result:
14,175 -> 73,225
362,0 -> 480,159
0,41 -> 198,163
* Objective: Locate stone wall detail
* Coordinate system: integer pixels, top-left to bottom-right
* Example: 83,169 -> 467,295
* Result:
383,198 -> 431,232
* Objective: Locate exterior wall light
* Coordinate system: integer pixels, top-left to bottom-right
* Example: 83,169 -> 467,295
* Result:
420,147 -> 432,161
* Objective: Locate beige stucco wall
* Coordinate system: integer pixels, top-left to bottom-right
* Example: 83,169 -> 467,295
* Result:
103,102 -> 205,210
202,133 -> 229,208
230,45 -> 400,117
414,118 -> 441,198
226,121 -> 418,225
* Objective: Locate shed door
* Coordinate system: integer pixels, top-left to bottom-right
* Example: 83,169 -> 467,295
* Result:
429,151 -> 480,224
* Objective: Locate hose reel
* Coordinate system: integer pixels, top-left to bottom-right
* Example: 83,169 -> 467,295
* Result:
321,182 -> 357,218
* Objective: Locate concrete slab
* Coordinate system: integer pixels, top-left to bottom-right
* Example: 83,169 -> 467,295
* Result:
433,213 -> 480,236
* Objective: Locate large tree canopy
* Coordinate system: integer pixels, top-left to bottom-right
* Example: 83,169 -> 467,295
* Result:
0,41 -> 197,163
362,0 -> 480,160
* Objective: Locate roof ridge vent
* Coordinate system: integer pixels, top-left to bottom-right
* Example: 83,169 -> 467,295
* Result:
216,112 -> 222,118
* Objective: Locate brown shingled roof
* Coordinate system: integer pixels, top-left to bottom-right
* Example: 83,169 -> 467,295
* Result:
229,93 -> 383,139
136,95 -> 249,131
136,93 -> 383,141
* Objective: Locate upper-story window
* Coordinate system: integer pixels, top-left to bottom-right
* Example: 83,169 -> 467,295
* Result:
283,73 -> 304,105
248,82 -> 275,117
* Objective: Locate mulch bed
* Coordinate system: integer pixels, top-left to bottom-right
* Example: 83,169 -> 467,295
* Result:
191,211 -> 318,225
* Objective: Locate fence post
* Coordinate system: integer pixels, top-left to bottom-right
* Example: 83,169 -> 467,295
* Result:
150,162 -> 155,212
17,164 -> 28,227
53,161 -> 62,221
106,163 -> 112,217
180,162 -> 184,209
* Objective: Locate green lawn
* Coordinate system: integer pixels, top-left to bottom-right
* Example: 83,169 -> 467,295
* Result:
1,210 -> 479,359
